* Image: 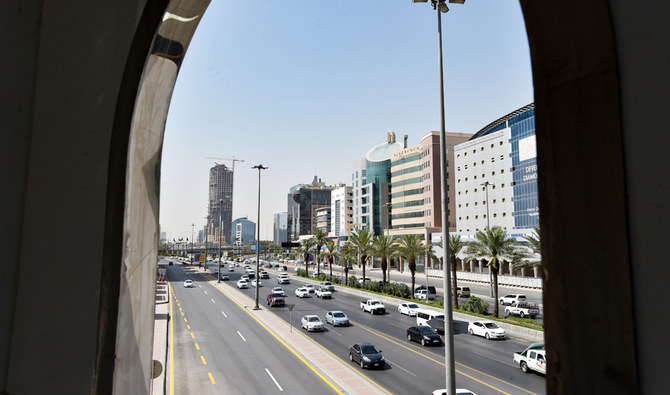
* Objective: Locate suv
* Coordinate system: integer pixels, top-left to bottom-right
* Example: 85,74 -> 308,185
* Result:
266,292 -> 285,307
456,286 -> 471,297
414,289 -> 436,300
415,285 -> 437,295
277,274 -> 290,284
319,281 -> 335,292
499,294 -> 527,306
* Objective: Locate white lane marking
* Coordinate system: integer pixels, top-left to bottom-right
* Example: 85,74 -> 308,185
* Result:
328,328 -> 342,336
211,298 -> 216,304
386,359 -> 416,377
198,284 -> 202,288
265,368 -> 283,391
204,290 -> 208,295
473,350 -> 516,367
237,331 -> 247,342
221,311 -> 228,318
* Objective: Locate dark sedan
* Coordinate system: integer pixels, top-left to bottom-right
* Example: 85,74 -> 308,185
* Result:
348,343 -> 385,369
407,326 -> 443,346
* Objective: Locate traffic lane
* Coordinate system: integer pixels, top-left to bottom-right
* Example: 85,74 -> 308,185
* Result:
168,266 -> 337,394
265,274 -> 546,394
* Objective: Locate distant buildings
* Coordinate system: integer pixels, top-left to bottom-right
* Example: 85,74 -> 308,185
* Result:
273,212 -> 287,243
206,163 -> 234,246
330,183 -> 353,240
287,176 -> 334,240
454,103 -> 538,232
231,217 -> 256,246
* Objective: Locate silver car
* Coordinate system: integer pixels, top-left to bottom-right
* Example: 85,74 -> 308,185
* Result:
325,311 -> 349,327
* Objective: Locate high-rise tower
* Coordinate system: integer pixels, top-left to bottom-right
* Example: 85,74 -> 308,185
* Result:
207,163 -> 234,246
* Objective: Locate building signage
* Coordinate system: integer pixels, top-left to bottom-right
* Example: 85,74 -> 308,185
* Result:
391,145 -> 421,160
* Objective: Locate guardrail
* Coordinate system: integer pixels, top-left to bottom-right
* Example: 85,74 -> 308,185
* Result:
426,269 -> 543,289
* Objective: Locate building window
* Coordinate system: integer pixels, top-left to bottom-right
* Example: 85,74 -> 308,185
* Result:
494,213 -> 497,217
501,169 -> 504,173
492,199 -> 496,203
474,202 -> 478,206
503,213 -> 506,216
473,149 -> 476,154
500,155 -> 504,160
491,157 -> 495,162
500,141 -> 503,145
502,198 -> 506,202
474,175 -> 477,179
481,147 -> 484,151
474,188 -> 478,192
475,215 -> 479,219
491,144 -> 494,148
466,203 -> 469,207
501,183 -> 505,188
492,171 -> 495,176
473,162 -> 476,167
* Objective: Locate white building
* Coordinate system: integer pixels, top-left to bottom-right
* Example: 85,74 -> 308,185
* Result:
330,184 -> 352,239
454,127 -> 515,232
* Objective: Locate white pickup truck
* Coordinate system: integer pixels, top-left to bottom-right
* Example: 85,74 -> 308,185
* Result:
360,300 -> 386,315
504,301 -> 539,318
513,343 -> 546,374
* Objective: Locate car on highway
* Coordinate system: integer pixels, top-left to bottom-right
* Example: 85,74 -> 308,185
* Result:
228,263 -> 234,271
319,281 -> 335,291
183,279 -> 194,288
277,274 -> 290,284
168,261 -> 173,266
271,287 -> 286,297
240,275 -> 250,282
407,326 -> 443,346
300,315 -> 324,332
467,320 -> 506,340
266,292 -> 285,307
358,277 -> 372,285
499,294 -> 527,306
236,279 -> 249,289
251,279 -> 262,287
260,270 -> 270,279
325,311 -> 349,327
303,284 -> 316,294
348,343 -> 385,369
456,286 -> 471,297
414,289 -> 436,300
220,273 -> 229,281
295,287 -> 310,298
315,286 -> 332,299
432,389 -> 477,395
398,302 -> 421,316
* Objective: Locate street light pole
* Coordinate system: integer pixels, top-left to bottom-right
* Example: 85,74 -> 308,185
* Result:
412,1 -> 464,394
218,198 -> 223,283
190,223 -> 195,264
252,164 -> 268,310
481,181 -> 494,296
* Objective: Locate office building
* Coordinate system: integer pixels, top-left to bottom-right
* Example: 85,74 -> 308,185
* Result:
273,212 -> 287,244
287,176 -> 334,240
231,217 -> 256,246
330,184 -> 353,240
206,163 -> 234,245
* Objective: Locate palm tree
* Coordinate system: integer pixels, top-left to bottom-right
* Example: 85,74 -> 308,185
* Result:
312,228 -> 328,276
320,238 -> 338,280
396,234 -> 430,297
339,242 -> 357,285
371,235 -> 397,289
349,228 -> 374,285
298,237 -> 315,277
448,234 -> 467,309
514,227 -> 541,272
465,226 -> 529,317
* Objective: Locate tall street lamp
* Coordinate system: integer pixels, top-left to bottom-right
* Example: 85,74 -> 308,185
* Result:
190,223 -> 195,265
412,1 -> 465,394
384,201 -> 392,283
481,181 -> 494,296
252,164 -> 268,310
217,198 -> 223,283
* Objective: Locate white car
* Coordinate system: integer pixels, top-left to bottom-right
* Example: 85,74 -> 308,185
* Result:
315,287 -> 332,299
295,287 -> 310,298
432,390 -> 477,395
277,274 -> 290,284
271,287 -> 286,297
240,275 -> 250,282
468,320 -> 506,340
183,279 -> 194,288
236,279 -> 249,289
414,289 -> 436,300
398,302 -> 420,316
301,315 -> 324,332
304,284 -> 315,294
251,279 -> 262,287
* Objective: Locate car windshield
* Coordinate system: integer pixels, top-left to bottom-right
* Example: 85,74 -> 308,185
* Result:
360,345 -> 379,354
323,282 -> 331,285
407,303 -> 419,309
419,326 -> 437,334
370,301 -> 379,305
308,317 -> 320,322
333,312 -> 345,318
484,322 -> 500,329
272,293 -> 283,298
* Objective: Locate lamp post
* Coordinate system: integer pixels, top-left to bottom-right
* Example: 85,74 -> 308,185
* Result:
203,215 -> 210,268
217,198 -> 223,283
190,223 -> 195,264
412,1 -> 465,394
481,181 -> 494,296
252,164 -> 268,310
384,201 -> 392,282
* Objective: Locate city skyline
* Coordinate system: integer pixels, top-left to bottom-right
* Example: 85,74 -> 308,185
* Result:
159,0 -> 533,240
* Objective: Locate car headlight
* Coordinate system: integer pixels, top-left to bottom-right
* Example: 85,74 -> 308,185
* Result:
363,356 -> 370,362
380,356 -> 384,361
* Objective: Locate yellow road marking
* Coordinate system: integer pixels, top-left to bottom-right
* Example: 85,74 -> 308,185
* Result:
187,324 -> 190,329
208,280 -> 346,395
352,320 -> 537,395
190,332 -> 194,339
195,343 -> 200,350
201,356 -> 207,365
208,372 -> 216,384
168,284 -> 174,395
181,312 -> 184,316
184,317 -> 187,323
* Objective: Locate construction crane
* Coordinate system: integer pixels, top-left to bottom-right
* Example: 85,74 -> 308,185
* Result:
205,156 -> 245,172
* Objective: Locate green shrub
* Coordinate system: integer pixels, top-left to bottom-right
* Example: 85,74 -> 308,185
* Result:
316,273 -> 327,281
462,296 -> 489,315
365,281 -> 381,293
348,275 -> 359,288
296,269 -> 306,277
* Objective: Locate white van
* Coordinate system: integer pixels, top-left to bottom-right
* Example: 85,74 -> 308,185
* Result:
416,309 -> 445,331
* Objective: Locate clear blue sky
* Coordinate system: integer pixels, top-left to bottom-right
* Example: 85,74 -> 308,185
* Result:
159,0 -> 533,241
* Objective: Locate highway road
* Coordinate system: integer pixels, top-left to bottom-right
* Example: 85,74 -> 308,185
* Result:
166,262 -> 338,394
195,260 -> 547,394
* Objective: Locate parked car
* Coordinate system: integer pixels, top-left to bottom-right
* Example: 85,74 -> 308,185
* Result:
407,326 -> 443,346
456,286 -> 471,297
183,279 -> 194,288
499,294 -> 527,306
325,311 -> 349,326
468,320 -> 506,340
349,343 -> 385,369
271,287 -> 286,297
295,287 -> 310,298
398,302 -> 421,316
236,279 -> 249,289
301,315 -> 324,332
